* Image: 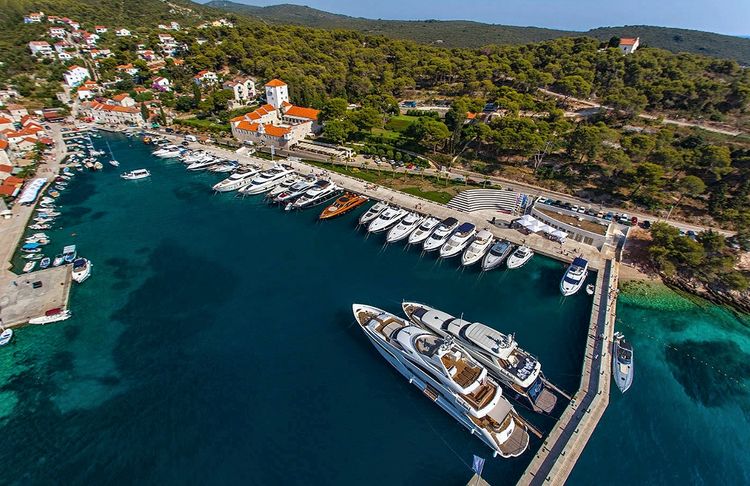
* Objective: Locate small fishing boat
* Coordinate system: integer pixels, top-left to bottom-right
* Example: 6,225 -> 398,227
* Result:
121,169 -> 151,180
62,245 -> 77,263
71,258 -> 92,283
53,254 -> 64,266
109,159 -> 120,167
506,245 -> 534,269
28,308 -> 71,325
319,193 -> 369,220
39,257 -> 51,269
49,190 -> 60,198
107,141 -> 119,166
612,332 -> 634,393
359,201 -> 388,225
22,253 -> 43,260
23,261 -> 36,273
0,329 -> 12,346
29,224 -> 51,230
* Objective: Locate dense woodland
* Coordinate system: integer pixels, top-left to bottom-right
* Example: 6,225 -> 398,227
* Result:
2,0 -> 750,252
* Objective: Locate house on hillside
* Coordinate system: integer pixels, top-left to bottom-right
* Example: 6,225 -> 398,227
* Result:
111,93 -> 136,107
95,25 -> 108,34
116,63 -> 139,76
80,100 -> 145,127
115,28 -> 131,37
618,37 -> 640,55
151,77 -> 171,92
223,77 -> 256,109
193,70 -> 218,87
49,27 -> 67,39
63,65 -> 91,88
28,41 -> 53,58
24,12 -> 44,24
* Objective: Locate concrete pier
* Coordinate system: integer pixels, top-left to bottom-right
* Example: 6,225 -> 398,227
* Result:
517,258 -> 618,485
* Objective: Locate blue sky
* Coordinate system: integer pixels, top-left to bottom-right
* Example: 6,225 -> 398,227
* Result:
216,0 -> 750,36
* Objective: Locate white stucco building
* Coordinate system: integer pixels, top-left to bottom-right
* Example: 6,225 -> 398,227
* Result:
63,65 -> 91,88
618,37 -> 640,55
264,79 -> 289,110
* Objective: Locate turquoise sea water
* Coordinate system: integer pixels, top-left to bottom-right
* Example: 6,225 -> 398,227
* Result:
0,133 -> 748,484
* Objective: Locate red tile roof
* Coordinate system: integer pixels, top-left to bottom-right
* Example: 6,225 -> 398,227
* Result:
236,121 -> 290,137
619,37 -> 638,46
0,116 -> 11,124
90,101 -> 139,113
0,141 -> 8,150
284,105 -> 320,121
0,185 -> 17,196
265,79 -> 286,87
0,164 -> 11,172
4,176 -> 24,186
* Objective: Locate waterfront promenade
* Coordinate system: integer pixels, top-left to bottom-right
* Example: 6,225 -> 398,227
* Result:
0,124 -> 72,328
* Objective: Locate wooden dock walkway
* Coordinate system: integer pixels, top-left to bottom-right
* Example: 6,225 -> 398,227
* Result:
517,258 -> 618,486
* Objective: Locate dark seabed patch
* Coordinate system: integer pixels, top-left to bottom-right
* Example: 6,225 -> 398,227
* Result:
90,211 -> 107,221
59,206 -> 92,227
173,182 -> 210,202
58,178 -> 97,206
665,339 -> 750,407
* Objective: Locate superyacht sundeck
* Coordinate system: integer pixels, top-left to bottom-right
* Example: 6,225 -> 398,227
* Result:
212,168 -> 261,192
402,302 -> 558,414
274,178 -> 316,204
359,201 -> 388,225
319,193 -> 368,219
240,167 -> 295,195
440,222 -> 477,258
612,332 -> 634,393
291,180 -> 340,209
423,217 -> 459,252
353,304 -> 530,457
461,230 -> 494,266
386,212 -> 423,243
506,246 -> 534,269
71,258 -> 92,283
121,169 -> 151,180
560,257 -> 588,296
482,240 -> 514,271
408,216 -> 441,245
368,207 -> 408,234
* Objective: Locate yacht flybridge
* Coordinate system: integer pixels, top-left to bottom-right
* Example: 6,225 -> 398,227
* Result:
353,304 -> 530,458
240,166 -> 294,195
212,168 -> 261,192
462,230 -> 494,266
386,212 -> 423,243
423,217 -> 459,252
560,257 -> 589,296
407,216 -> 440,245
440,222 -> 477,258
368,207 -> 407,233
402,302 -> 558,414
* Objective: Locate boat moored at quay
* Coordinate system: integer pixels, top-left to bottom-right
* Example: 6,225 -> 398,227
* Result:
353,304 -> 530,458
402,302 -> 559,414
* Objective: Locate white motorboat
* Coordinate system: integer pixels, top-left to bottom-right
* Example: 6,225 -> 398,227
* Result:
482,240 -> 514,271
506,245 -> 534,269
440,222 -> 477,258
28,308 -> 71,325
291,180 -> 340,209
187,158 -> 219,171
407,216 -> 441,245
368,207 -> 408,234
121,169 -> 151,180
353,304 -> 529,458
212,168 -> 261,192
422,217 -> 459,252
560,257 -> 589,296
386,212 -> 423,243
23,261 -> 36,273
273,178 -> 315,204
461,230 -> 494,266
210,162 -> 238,173
239,166 -> 295,195
359,201 -> 388,225
0,328 -> 12,346
52,254 -> 64,266
71,258 -> 92,283
613,332 -> 634,393
109,160 -> 120,167
267,176 -> 300,198
402,302 -> 558,414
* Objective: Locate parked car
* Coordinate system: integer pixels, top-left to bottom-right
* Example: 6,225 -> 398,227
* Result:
181,141 -> 189,146
631,216 -> 638,226
577,207 -> 586,214
571,205 -> 579,212
537,196 -> 548,204
165,127 -> 174,133
686,230 -> 697,240
604,212 -> 614,221
641,220 -> 651,229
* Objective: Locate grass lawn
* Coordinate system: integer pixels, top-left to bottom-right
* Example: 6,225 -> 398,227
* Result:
385,114 -> 419,133
401,187 -> 454,204
370,128 -> 401,141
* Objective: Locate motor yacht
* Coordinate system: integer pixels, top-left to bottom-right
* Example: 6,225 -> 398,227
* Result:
121,169 -> 151,180
274,178 -> 317,204
386,212 -> 423,243
440,222 -> 477,258
210,162 -> 238,173
71,258 -> 92,283
290,180 -> 340,209
187,157 -> 219,171
422,217 -> 459,252
240,166 -> 295,195
402,302 -> 558,414
482,240 -> 514,271
461,230 -> 494,266
23,261 -> 36,273
212,168 -> 261,192
353,304 -> 529,458
267,176 -> 301,198
368,207 -> 408,234
506,246 -> 534,269
560,257 -> 588,296
612,332 -> 634,393
407,216 -> 440,245
359,201 -> 388,225
319,193 -> 369,219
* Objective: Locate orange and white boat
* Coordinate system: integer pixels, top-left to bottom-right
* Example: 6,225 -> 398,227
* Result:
319,192 -> 368,220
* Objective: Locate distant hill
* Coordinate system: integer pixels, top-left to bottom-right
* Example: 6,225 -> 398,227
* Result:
204,1 -> 750,64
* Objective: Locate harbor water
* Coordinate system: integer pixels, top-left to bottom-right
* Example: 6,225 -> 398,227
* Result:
0,133 -> 748,484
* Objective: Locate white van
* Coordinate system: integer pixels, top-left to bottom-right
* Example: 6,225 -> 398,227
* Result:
184,135 -> 197,142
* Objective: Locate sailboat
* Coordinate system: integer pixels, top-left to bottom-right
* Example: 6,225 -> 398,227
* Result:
107,141 -> 120,167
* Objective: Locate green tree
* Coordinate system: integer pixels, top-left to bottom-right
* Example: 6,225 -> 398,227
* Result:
322,119 -> 355,144
320,97 -> 348,122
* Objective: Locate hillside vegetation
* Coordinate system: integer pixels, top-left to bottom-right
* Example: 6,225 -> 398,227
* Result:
205,1 -> 750,65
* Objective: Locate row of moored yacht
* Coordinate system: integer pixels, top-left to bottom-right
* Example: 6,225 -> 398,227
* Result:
357,202 -> 535,271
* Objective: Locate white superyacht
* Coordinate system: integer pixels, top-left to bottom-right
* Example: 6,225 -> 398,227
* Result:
407,216 -> 441,245
440,222 -> 477,258
353,304 -> 530,458
239,166 -> 295,195
212,168 -> 261,192
461,230 -> 494,266
560,257 -> 589,296
368,207 -> 407,234
386,212 -> 423,243
402,302 -> 558,414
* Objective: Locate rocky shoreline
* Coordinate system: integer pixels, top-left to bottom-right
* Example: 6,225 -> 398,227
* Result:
661,274 -> 750,315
